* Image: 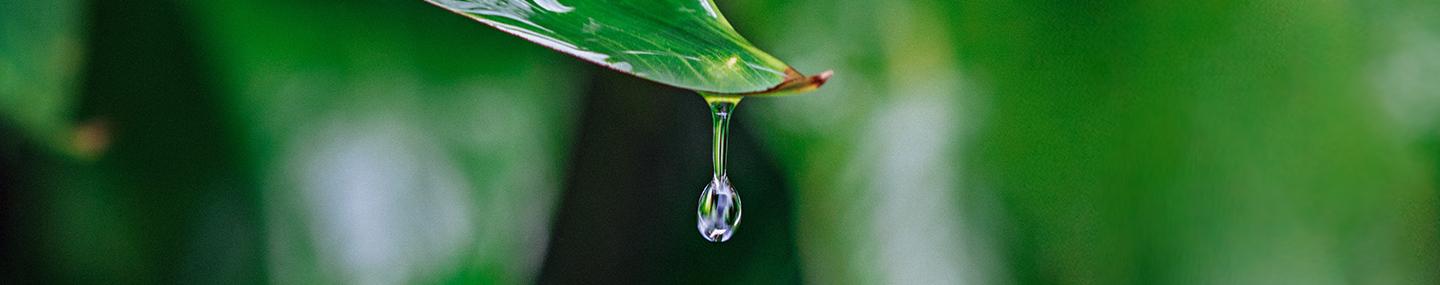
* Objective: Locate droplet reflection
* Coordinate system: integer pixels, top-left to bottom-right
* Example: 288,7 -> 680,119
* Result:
697,175 -> 741,242
697,95 -> 743,242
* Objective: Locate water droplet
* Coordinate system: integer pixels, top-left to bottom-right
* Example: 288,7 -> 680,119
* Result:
697,94 -> 743,242
697,175 -> 741,242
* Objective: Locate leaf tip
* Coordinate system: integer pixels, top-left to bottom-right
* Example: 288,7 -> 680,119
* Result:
773,68 -> 833,96
813,69 -> 834,86
731,68 -> 833,97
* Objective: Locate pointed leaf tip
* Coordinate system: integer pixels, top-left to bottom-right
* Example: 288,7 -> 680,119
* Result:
719,69 -> 833,97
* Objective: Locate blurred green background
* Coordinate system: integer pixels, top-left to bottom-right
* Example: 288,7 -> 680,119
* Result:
2,0 -> 1438,284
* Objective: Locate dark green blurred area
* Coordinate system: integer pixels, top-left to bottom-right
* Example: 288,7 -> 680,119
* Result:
2,0 -> 1438,284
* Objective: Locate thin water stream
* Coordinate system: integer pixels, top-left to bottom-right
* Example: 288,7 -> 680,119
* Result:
697,94 -> 743,242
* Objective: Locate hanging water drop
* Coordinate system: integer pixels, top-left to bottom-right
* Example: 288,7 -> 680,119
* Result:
697,94 -> 743,242
698,174 -> 741,242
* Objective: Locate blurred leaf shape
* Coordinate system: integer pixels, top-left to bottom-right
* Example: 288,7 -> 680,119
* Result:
0,0 -> 88,154
426,0 -> 830,95
186,0 -> 588,282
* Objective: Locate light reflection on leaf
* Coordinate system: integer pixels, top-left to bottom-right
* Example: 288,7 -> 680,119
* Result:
426,0 -> 830,95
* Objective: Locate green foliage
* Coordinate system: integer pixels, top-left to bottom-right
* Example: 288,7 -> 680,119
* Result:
0,0 -> 86,153
189,0 -> 583,283
426,0 -> 828,95
2,0 -> 1438,284
736,0 -> 1440,284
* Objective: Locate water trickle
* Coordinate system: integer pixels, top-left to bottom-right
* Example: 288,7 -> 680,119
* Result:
697,94 -> 743,242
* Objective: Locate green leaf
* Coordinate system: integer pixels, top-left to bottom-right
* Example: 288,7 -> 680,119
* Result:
426,0 -> 830,95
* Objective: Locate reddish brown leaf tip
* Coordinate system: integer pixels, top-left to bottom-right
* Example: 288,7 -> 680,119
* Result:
812,70 -> 833,86
718,68 -> 833,97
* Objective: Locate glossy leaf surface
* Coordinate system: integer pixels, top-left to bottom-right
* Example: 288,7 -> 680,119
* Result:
427,0 -> 829,95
